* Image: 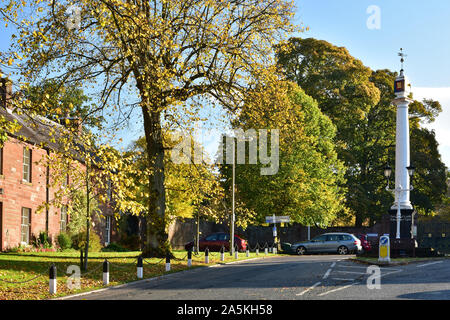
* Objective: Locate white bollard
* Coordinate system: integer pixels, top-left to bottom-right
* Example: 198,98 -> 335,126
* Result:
49,264 -> 57,295
103,260 -> 109,285
165,254 -> 171,272
137,256 -> 143,279
187,250 -> 192,267
246,249 -> 250,257
205,248 -> 209,264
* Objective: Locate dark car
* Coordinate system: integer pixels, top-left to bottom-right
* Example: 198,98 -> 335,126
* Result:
356,234 -> 372,252
184,232 -> 247,252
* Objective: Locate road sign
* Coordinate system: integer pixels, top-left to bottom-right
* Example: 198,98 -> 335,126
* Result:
378,235 -> 390,263
265,216 -> 290,224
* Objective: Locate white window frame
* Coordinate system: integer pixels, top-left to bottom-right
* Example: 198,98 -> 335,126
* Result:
60,206 -> 68,233
22,147 -> 31,183
21,208 -> 31,245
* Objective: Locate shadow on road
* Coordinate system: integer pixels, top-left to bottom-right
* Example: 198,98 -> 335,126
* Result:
397,290 -> 450,300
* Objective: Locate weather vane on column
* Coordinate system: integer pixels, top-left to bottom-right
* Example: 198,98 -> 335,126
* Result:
398,48 -> 407,73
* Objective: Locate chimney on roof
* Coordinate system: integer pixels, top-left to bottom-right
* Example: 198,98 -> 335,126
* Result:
60,116 -> 83,134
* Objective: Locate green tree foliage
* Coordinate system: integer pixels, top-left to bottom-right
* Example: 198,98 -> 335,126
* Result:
277,38 -> 448,225
1,0 -> 297,257
222,80 -> 347,227
22,79 -> 103,129
410,128 -> 448,215
128,134 -> 224,250
436,171 -> 450,220
66,190 -> 101,236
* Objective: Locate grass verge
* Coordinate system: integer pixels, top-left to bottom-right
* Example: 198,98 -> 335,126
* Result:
0,250 -> 274,300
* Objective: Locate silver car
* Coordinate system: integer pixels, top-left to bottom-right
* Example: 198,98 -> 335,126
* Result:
291,233 -> 362,255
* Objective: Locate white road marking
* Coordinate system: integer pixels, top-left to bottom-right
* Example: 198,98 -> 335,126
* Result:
416,261 -> 443,268
332,278 -> 356,281
331,262 -> 336,268
335,270 -> 367,275
336,265 -> 370,269
296,282 -> 321,296
323,269 -> 332,279
378,269 -> 403,278
317,282 -> 359,296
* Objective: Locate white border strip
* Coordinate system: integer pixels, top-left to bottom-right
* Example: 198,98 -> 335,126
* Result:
416,261 -> 443,268
296,282 -> 321,296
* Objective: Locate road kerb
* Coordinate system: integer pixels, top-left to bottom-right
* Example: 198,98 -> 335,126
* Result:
52,255 -> 278,300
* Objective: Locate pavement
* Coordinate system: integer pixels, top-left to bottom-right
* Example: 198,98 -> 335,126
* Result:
61,254 -> 450,300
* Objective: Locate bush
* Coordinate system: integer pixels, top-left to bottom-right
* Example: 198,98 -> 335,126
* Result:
71,230 -> 102,252
102,242 -> 130,252
32,231 -> 52,249
57,232 -> 73,250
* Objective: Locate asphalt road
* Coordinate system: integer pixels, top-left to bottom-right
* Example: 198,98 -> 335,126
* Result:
64,255 -> 450,300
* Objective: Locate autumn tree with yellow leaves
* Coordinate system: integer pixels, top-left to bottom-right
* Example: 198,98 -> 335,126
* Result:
0,0 -> 298,256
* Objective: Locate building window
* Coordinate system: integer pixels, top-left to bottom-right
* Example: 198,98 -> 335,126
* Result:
21,208 -> 31,245
60,206 -> 68,232
105,216 -> 111,246
106,179 -> 112,201
62,174 -> 69,188
23,147 -> 32,182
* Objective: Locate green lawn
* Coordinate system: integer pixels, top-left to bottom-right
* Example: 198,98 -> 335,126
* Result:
0,250 -> 273,300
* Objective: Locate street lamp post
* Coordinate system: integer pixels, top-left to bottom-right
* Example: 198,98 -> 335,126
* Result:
384,164 -> 415,239
231,137 -> 236,256
385,49 -> 416,240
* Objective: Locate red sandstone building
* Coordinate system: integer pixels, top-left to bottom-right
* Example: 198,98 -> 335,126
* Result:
0,79 -> 117,251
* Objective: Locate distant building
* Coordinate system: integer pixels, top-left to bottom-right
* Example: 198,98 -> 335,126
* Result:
0,78 -> 117,251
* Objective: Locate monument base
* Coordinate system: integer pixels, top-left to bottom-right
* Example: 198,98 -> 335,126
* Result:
388,208 -> 418,257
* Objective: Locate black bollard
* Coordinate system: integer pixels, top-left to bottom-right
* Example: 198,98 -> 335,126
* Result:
165,253 -> 171,272
187,249 -> 192,267
205,247 -> 209,264
49,264 -> 57,294
103,259 -> 109,285
137,255 -> 143,279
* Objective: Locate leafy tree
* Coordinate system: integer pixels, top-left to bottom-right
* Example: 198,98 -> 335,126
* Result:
410,128 -> 448,216
1,0 -> 298,257
37,127 -> 141,269
22,79 -> 103,129
221,80 -> 347,227
276,38 -> 447,225
66,190 -> 101,236
128,134 -> 223,234
436,171 -> 450,220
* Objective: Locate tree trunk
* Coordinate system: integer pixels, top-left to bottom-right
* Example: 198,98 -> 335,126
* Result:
141,107 -> 170,258
84,162 -> 90,271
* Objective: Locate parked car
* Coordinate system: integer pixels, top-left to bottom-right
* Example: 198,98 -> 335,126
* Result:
291,233 -> 362,255
356,234 -> 372,252
184,232 -> 248,252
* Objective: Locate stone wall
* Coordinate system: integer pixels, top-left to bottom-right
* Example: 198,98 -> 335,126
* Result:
168,216 -> 389,250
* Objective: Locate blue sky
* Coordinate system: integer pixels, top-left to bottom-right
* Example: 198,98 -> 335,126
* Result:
294,0 -> 450,168
1,1 -> 449,167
